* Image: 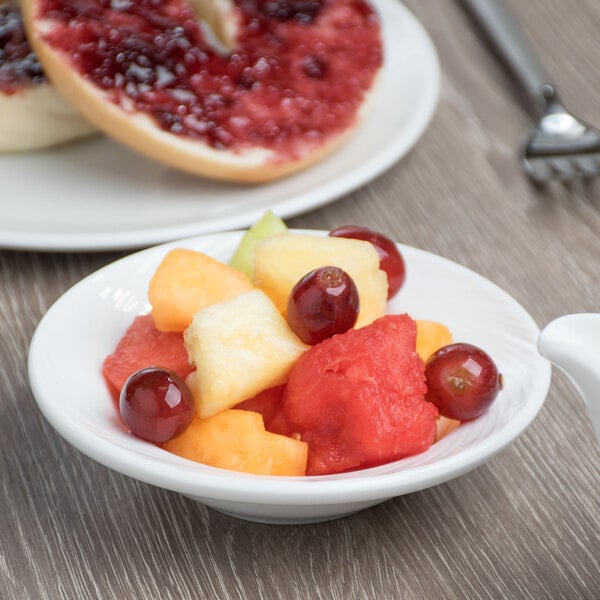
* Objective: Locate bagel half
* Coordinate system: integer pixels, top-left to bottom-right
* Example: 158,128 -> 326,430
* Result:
22,0 -> 382,181
0,0 -> 95,152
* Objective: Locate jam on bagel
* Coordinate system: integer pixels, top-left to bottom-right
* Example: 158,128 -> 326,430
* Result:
23,0 -> 383,180
0,0 -> 45,94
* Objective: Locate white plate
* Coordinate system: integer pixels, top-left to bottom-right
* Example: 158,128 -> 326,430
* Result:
1,0 -> 439,252
28,231 -> 551,524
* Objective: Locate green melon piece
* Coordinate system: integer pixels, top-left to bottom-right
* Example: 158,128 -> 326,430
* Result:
229,210 -> 288,278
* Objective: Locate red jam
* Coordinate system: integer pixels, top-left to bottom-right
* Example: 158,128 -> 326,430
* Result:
0,1 -> 46,94
37,0 -> 382,158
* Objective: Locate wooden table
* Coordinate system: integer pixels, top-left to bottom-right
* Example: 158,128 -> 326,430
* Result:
2,1 -> 599,598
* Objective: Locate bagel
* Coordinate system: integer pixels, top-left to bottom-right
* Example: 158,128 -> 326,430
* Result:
0,0 -> 95,152
22,0 -> 382,181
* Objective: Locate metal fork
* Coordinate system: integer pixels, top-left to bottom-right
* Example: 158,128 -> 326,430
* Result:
460,0 -> 600,184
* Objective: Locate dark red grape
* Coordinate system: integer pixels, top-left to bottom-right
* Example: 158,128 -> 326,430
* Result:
286,266 -> 359,345
424,343 -> 503,420
329,225 -> 405,299
120,367 -> 194,443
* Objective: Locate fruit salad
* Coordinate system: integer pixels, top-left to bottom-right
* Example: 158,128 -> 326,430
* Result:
103,212 -> 503,477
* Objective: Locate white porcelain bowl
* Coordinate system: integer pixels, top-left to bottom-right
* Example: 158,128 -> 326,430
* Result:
28,231 -> 551,524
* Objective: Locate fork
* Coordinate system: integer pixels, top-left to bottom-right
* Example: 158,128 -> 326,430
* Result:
460,0 -> 600,184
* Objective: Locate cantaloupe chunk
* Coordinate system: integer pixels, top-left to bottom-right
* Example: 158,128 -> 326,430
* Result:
434,416 -> 461,442
163,410 -> 307,476
415,321 -> 460,440
253,233 -> 388,329
148,248 -> 254,332
184,289 -> 307,418
415,320 -> 453,362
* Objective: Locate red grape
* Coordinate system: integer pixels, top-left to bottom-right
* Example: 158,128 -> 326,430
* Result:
424,343 -> 503,420
287,266 -> 359,345
120,367 -> 194,443
329,225 -> 405,299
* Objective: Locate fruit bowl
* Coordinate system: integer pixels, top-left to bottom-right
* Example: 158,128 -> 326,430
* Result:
28,231 -> 551,524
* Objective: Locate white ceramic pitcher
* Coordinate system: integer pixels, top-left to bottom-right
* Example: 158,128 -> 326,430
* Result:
538,313 -> 600,443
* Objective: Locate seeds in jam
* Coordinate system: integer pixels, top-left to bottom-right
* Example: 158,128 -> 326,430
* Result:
0,1 -> 46,93
37,0 -> 382,157
260,0 -> 323,22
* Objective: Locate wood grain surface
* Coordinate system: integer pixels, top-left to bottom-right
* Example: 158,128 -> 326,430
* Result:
1,1 -> 599,598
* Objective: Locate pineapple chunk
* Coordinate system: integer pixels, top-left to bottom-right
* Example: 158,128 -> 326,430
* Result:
163,410 -> 307,476
253,233 -> 388,328
149,248 -> 254,332
184,289 -> 308,418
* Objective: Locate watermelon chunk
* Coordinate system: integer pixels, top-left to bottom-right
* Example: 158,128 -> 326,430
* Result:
235,385 -> 284,424
284,314 -> 438,475
234,385 -> 293,437
102,315 -> 194,401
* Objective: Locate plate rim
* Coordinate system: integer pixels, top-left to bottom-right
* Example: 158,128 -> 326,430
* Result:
28,229 -> 552,506
1,0 -> 440,252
